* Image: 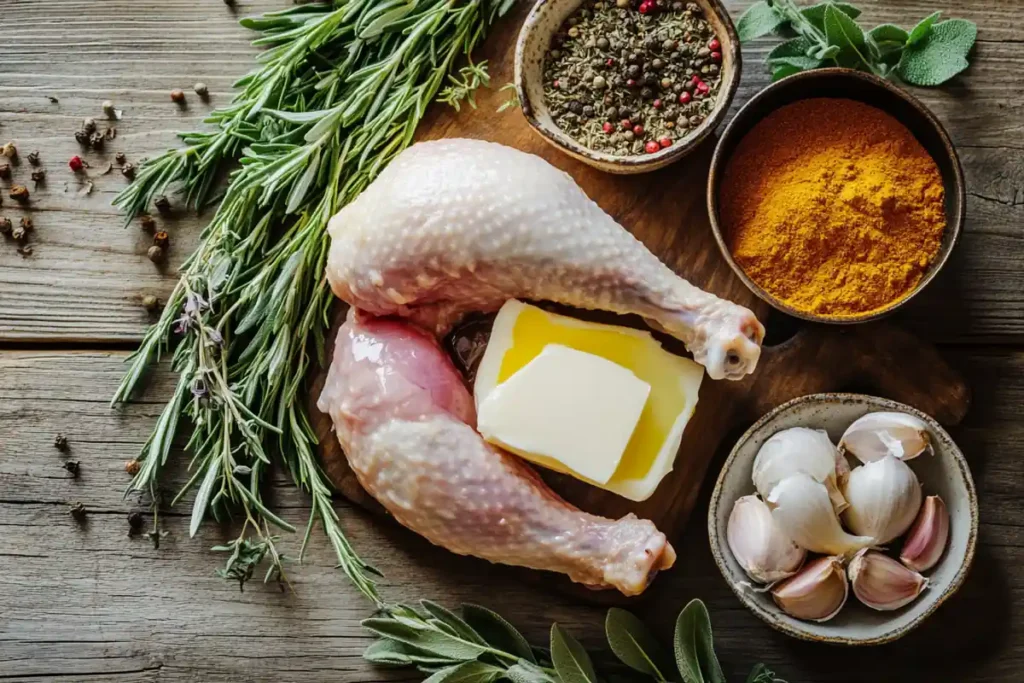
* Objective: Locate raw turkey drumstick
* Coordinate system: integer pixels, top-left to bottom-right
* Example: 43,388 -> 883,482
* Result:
326,138 -> 763,380
318,312 -> 676,596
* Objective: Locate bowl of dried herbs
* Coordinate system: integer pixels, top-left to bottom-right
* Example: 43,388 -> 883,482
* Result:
515,0 -> 740,174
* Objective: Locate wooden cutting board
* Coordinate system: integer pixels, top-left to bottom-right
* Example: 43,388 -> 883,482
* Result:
310,4 -> 970,601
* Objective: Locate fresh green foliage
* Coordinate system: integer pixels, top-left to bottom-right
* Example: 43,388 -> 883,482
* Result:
110,0 -> 516,603
439,61 -> 493,111
737,0 -> 976,85
363,599 -> 786,683
497,82 -> 521,113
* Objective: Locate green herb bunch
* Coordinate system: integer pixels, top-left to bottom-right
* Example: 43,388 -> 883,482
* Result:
363,599 -> 787,683
111,0 -> 516,604
738,0 -> 977,86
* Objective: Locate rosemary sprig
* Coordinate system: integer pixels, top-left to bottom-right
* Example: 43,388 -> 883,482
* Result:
112,0 -> 516,604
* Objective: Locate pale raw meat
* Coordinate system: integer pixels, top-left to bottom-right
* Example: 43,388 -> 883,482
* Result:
326,138 -> 763,380
317,312 -> 675,595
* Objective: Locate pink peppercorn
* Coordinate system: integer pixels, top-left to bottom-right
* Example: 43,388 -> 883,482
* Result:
645,140 -> 660,154
621,119 -> 633,130
659,137 -> 672,148
603,122 -> 614,134
708,38 -> 721,51
711,51 -> 721,62
678,91 -> 692,104
653,99 -> 663,109
633,124 -> 644,136
68,155 -> 84,172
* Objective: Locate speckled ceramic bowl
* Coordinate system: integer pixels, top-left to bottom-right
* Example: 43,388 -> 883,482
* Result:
708,393 -> 978,645
514,0 -> 741,174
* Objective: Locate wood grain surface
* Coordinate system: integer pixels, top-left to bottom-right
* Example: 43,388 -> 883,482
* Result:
1,0 -> 1022,681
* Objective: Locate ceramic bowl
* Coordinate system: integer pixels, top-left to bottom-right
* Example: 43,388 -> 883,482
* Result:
514,0 -> 741,174
706,68 -> 965,323
708,393 -> 978,645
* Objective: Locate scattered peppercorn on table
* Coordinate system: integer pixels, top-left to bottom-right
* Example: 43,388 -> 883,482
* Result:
0,0 -> 1021,681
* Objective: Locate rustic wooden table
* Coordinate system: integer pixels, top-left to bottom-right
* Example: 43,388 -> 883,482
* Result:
1,1 -> 1020,681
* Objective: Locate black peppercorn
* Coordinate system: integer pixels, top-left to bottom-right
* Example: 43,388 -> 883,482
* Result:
652,58 -> 664,70
140,215 -> 156,233
147,245 -> 165,263
63,461 -> 80,477
153,231 -> 170,249
628,52 -> 641,64
689,114 -> 704,126
606,106 -> 618,119
687,2 -> 701,13
121,162 -> 136,179
0,217 -> 12,236
128,511 -> 144,534
75,130 -> 90,146
89,131 -> 105,149
663,38 -> 677,51
671,1 -> 684,9
582,105 -> 595,118
115,151 -> 126,165
0,163 -> 10,179
640,87 -> 654,99
627,64 -> 641,78
154,195 -> 171,215
596,37 -> 609,49
70,502 -> 86,521
31,169 -> 45,183
9,185 -> 29,202
568,100 -> 584,115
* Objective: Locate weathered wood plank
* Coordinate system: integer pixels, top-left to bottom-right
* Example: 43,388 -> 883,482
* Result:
2,348 -> 1023,682
0,0 -> 1022,343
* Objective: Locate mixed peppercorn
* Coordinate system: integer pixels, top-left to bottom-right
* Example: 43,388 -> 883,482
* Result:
543,0 -> 723,156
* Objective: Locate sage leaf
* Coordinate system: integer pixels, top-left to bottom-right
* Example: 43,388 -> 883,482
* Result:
868,24 -> 910,45
799,2 -> 860,32
605,608 -> 671,680
767,37 -> 824,71
189,457 -> 219,538
674,600 -> 725,683
746,663 -> 788,683
463,604 -> 536,663
907,11 -> 942,47
363,639 -> 414,666
424,661 -> 505,683
771,64 -> 802,82
898,19 -> 977,86
550,624 -> 597,683
737,1 -> 786,41
362,618 -> 488,661
422,601 -> 488,645
824,4 -> 870,69
505,660 -> 559,683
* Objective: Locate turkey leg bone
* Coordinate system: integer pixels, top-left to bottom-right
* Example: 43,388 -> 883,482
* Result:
326,139 -> 764,380
318,312 -> 676,595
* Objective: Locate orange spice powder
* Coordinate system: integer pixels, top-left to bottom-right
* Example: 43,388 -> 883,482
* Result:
719,98 -> 946,318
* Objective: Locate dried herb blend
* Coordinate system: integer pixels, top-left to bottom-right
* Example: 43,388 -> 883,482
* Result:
543,0 -> 723,156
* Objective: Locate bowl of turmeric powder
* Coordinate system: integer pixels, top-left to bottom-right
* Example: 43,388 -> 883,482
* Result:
707,68 -> 965,323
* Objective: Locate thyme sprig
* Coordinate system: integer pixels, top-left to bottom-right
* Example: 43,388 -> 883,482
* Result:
112,0 -> 516,603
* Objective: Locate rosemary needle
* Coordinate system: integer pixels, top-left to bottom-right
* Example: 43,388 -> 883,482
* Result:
112,0 -> 516,604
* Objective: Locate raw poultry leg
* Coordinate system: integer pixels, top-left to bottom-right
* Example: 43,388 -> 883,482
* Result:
326,138 -> 763,380
317,312 -> 676,595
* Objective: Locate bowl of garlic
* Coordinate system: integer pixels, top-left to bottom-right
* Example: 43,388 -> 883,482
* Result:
707,393 -> 977,645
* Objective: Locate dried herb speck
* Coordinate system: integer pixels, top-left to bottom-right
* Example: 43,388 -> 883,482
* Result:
89,132 -> 105,149
70,501 -> 87,520
31,169 -> 46,183
122,162 -> 136,179
0,217 -> 11,236
0,164 -> 10,179
54,433 -> 69,451
62,461 -> 81,477
27,150 -> 40,165
128,511 -> 144,535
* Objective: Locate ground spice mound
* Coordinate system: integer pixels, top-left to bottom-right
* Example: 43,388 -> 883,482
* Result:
719,98 -> 946,318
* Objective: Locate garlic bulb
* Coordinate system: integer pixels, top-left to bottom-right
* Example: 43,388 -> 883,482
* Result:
839,412 -> 933,463
767,473 -> 874,556
753,427 -> 848,513
848,549 -> 928,611
900,495 -> 950,572
842,455 -> 922,544
771,556 -> 848,622
727,495 -> 806,584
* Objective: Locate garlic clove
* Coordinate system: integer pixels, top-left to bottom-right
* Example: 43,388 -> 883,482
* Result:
848,549 -> 928,611
727,495 -> 806,584
900,495 -> 950,573
842,455 -> 922,545
771,556 -> 848,622
839,412 -> 933,464
767,473 -> 874,556
753,427 -> 848,514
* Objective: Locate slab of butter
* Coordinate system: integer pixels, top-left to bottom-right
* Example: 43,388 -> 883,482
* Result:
474,300 -> 704,501
477,344 -> 651,485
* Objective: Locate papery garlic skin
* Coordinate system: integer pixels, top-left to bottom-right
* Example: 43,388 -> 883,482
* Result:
771,556 -> 848,622
848,549 -> 928,611
842,455 -> 922,544
900,495 -> 950,572
839,412 -> 933,464
753,428 -> 848,513
767,473 -> 874,556
727,495 -> 806,584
